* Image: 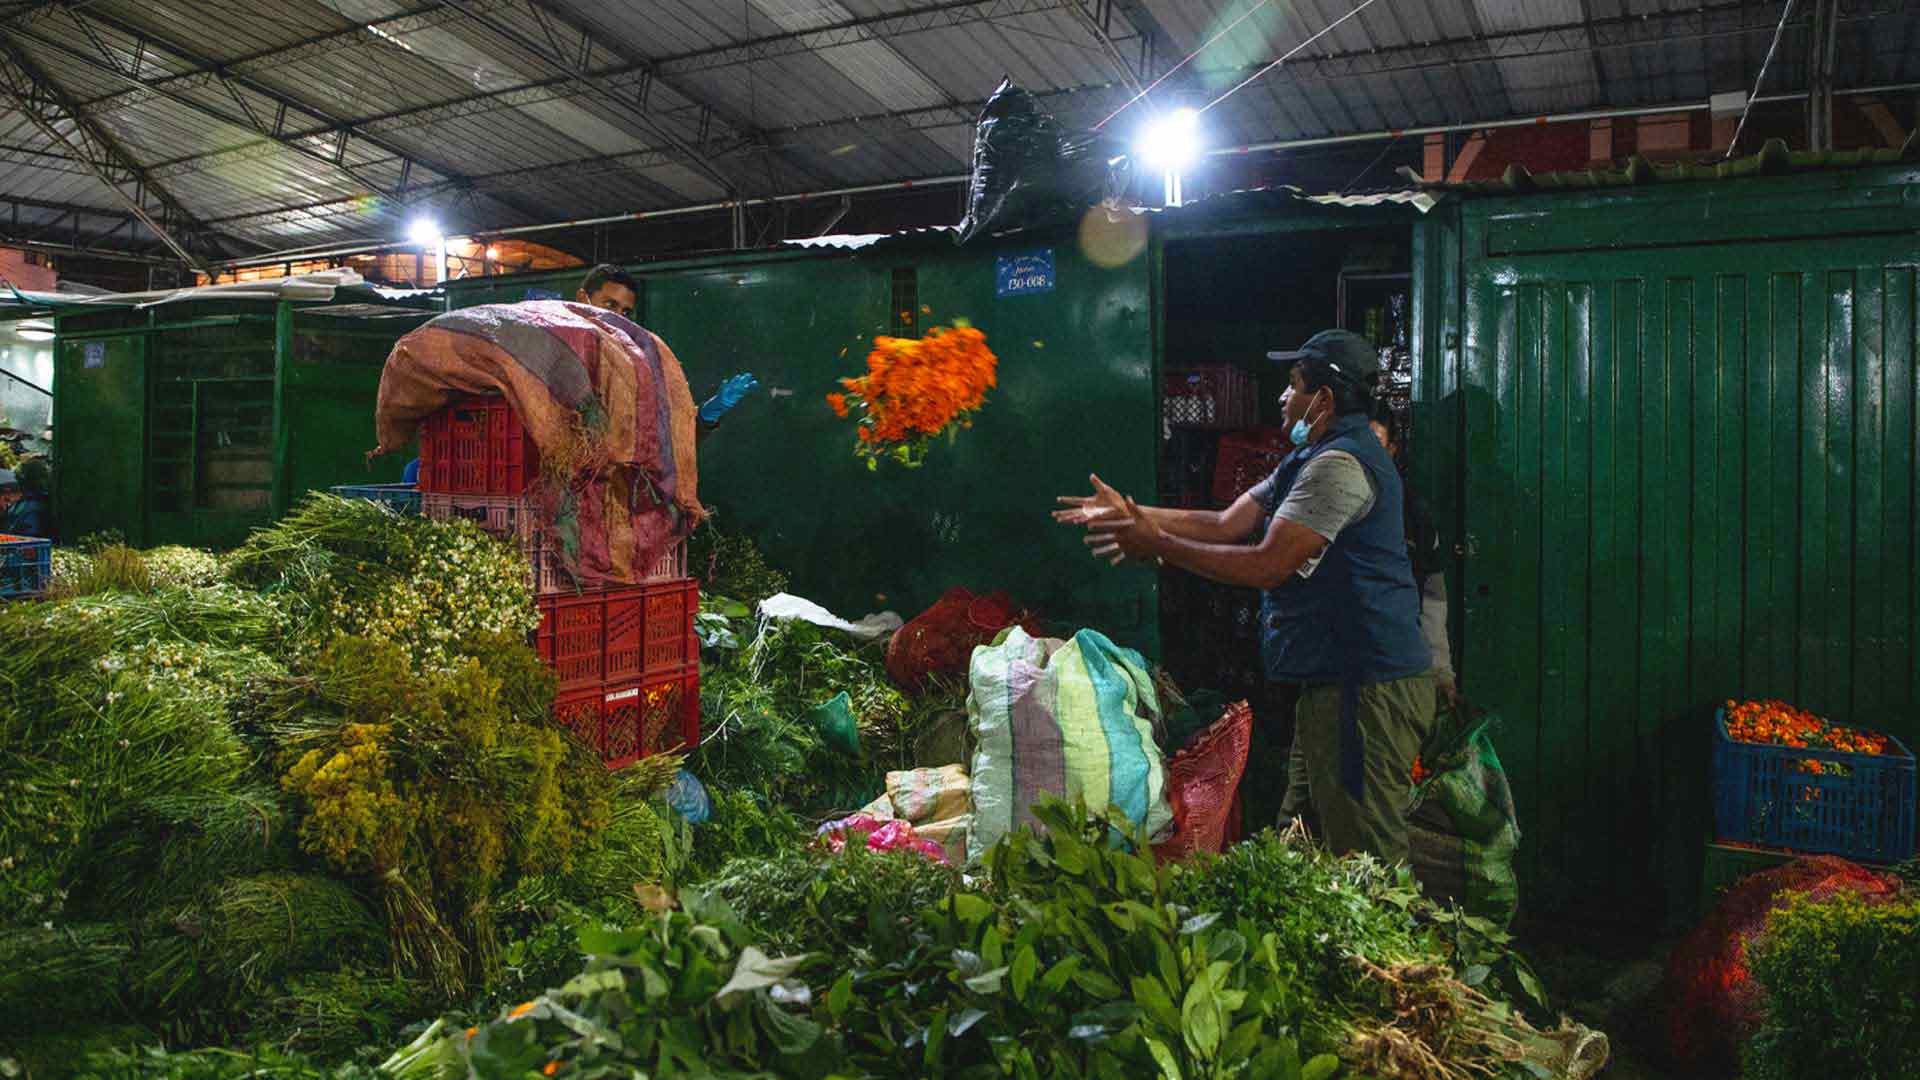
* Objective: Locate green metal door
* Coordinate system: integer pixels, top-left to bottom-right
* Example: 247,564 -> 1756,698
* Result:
640,239 -> 1159,650
52,329 -> 147,544
278,308 -> 426,512
145,314 -> 278,548
1459,222 -> 1920,923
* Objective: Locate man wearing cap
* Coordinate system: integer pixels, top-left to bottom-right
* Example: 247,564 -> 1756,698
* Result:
1,456 -> 52,538
1056,330 -> 1434,864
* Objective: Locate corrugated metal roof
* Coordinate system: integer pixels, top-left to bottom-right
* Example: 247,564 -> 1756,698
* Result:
1405,136 -> 1920,194
0,268 -> 435,318
2,0 -> 1915,261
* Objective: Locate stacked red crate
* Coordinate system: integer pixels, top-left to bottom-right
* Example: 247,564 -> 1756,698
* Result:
415,393 -> 701,767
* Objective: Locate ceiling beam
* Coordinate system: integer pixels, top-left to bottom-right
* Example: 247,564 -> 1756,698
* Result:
127,0 -> 1086,181
0,194 -> 182,260
201,137 -> 765,233
11,6 -> 558,227
166,0 -> 1881,240
72,2 -> 479,117
432,0 -> 754,196
1068,0 -> 1178,88
441,0 -> 844,195
8,20 -> 406,196
137,0 -> 1881,185
0,34 -> 207,267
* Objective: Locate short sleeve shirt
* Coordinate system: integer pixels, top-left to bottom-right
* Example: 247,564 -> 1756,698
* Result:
1247,450 -> 1377,578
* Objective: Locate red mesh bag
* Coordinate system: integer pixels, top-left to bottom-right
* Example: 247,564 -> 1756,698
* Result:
886,587 -> 1041,692
1662,854 -> 1901,1071
1153,701 -> 1254,863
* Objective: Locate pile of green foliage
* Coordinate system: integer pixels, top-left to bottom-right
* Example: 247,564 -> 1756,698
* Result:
347,801 -> 1571,1080
0,495 -> 700,1076
1744,891 -> 1920,1080
695,611 -> 965,820
227,494 -> 539,672
706,842 -> 958,957
686,512 -> 789,605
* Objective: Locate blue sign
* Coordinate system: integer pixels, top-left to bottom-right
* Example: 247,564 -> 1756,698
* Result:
996,249 -> 1055,297
523,287 -> 563,301
84,341 -> 106,369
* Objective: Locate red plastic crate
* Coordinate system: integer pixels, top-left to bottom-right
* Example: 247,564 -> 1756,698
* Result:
1211,427 -> 1294,505
553,668 -> 700,769
1164,366 -> 1258,430
535,578 -> 698,694
421,491 -> 687,594
418,394 -> 539,496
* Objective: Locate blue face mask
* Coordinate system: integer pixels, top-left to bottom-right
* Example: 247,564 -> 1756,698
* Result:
1288,390 -> 1324,446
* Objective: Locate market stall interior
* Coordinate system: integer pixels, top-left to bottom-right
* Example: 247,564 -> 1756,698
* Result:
1155,226 -> 1414,754
2,0 -> 1920,1075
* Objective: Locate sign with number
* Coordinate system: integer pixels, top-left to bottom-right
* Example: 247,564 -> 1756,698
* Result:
83,341 -> 106,369
996,249 -> 1054,297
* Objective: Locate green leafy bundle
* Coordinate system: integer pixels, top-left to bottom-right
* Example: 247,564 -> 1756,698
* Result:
694,617 -> 963,819
226,494 -> 538,672
1745,891 -> 1920,1080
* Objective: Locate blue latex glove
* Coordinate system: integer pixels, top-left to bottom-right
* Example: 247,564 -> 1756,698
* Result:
698,373 -> 759,424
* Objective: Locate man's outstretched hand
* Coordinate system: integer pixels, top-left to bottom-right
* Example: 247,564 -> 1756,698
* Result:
1052,473 -> 1129,525
1084,491 -> 1165,567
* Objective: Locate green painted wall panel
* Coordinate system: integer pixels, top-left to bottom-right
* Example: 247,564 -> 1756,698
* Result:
281,362 -> 406,506
1453,187 -> 1920,923
637,240 -> 1159,651
52,330 -> 147,545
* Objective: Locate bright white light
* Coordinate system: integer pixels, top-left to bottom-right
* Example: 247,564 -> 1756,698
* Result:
407,217 -> 443,246
1137,108 -> 1201,171
15,321 -> 53,342
485,246 -> 500,260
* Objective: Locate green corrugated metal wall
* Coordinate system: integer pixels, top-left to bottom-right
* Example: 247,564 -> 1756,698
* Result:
51,301 -> 419,548
1441,164 -> 1920,924
632,238 -> 1161,651
53,327 -> 146,544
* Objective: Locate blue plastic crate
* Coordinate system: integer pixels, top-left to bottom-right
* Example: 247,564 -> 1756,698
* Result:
1713,708 -> 1916,864
0,533 -> 51,599
330,483 -> 421,514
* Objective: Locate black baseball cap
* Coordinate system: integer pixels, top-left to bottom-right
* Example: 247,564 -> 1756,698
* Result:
1266,329 -> 1381,386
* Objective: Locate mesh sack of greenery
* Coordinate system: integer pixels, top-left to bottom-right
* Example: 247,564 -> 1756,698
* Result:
1405,703 -> 1522,927
226,493 -> 538,672
1743,890 -> 1920,1080
694,616 -> 964,818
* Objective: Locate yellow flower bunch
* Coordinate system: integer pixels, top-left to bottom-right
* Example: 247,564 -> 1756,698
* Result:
283,722 -> 413,876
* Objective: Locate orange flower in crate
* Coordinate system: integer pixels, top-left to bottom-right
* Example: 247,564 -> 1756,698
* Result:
828,321 -> 998,468
1723,698 -> 1892,776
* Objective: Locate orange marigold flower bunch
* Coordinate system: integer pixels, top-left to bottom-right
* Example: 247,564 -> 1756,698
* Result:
827,322 -> 998,468
1724,698 -> 1892,775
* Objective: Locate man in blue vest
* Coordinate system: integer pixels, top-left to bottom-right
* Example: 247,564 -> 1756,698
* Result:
1058,330 -> 1435,863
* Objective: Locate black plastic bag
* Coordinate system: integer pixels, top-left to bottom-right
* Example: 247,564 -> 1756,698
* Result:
956,79 -> 1132,244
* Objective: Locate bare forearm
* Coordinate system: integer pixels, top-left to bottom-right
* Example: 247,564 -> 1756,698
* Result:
1138,504 -> 1241,544
1144,531 -> 1314,590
